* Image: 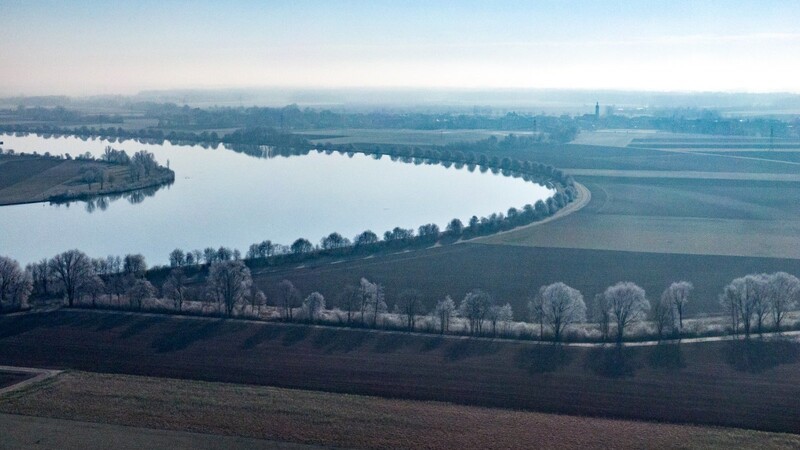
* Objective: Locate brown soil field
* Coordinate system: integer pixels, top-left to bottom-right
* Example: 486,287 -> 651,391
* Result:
2,371 -> 798,449
2,310 -> 800,434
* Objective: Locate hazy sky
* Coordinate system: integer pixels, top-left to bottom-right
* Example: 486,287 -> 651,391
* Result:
2,0 -> 799,95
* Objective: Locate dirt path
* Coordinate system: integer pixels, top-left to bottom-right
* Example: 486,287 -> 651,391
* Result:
0,366 -> 61,396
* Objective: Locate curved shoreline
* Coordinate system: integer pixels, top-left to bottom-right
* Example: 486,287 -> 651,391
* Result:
466,181 -> 591,244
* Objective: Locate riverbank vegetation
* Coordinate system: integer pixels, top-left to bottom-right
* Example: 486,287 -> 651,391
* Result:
0,147 -> 174,206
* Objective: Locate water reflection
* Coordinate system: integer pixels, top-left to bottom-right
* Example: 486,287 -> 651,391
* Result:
1,132 -> 553,265
52,183 -> 172,213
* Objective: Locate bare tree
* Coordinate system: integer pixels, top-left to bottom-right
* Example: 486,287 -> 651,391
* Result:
162,268 -> 188,312
540,282 -> 586,342
767,272 -> 800,331
458,289 -> 492,335
661,281 -> 692,332
721,275 -> 761,337
49,249 -> 94,307
651,294 -> 674,341
84,275 -> 105,308
303,292 -> 325,322
592,294 -> 612,342
528,288 -> 545,339
207,260 -> 252,316
495,303 -> 514,336
336,284 -> 359,324
0,256 -> 32,311
127,279 -> 156,310
25,259 -> 50,296
434,295 -> 456,333
749,274 -> 771,334
249,288 -> 267,317
602,282 -> 650,343
358,278 -> 386,326
397,289 -> 424,331
277,279 -> 301,320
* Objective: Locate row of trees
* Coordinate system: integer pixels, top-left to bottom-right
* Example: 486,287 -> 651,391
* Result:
13,249 -> 799,343
165,188 -> 576,269
719,272 -> 800,337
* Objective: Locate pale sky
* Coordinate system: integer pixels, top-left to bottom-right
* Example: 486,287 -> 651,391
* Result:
1,0 -> 799,96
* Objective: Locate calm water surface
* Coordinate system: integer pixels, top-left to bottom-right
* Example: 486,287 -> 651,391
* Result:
0,133 -> 553,265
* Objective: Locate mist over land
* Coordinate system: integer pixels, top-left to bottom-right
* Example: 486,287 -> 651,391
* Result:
3,1 -> 800,449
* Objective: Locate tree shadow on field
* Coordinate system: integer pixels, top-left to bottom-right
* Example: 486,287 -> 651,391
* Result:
151,320 -> 230,353
0,315 -> 41,340
281,326 -> 310,346
373,334 -> 415,353
419,336 -> 445,352
515,344 -> 572,374
119,317 -> 165,339
444,339 -> 501,361
92,314 -> 136,332
724,338 -> 800,373
311,328 -> 370,354
240,325 -> 283,350
585,345 -> 640,378
647,344 -> 685,371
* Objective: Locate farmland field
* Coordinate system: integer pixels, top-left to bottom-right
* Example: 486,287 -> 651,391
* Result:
251,243 -> 800,318
1,370 -> 798,449
2,310 -> 800,434
298,128 -> 535,146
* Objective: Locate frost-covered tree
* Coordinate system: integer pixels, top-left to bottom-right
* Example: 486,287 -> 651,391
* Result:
767,272 -> 800,331
540,282 -> 586,342
207,260 -> 252,316
163,268 -> 188,312
249,288 -> 267,317
749,274 -> 771,334
602,282 -> 649,343
496,303 -> 514,335
458,289 -> 492,335
277,279 -> 301,320
661,281 -> 692,332
127,279 -> 156,310
434,295 -> 456,333
358,278 -> 387,325
303,292 -> 325,322
721,275 -> 764,337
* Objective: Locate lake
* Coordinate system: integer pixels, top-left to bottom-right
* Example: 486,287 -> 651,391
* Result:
0,133 -> 553,265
